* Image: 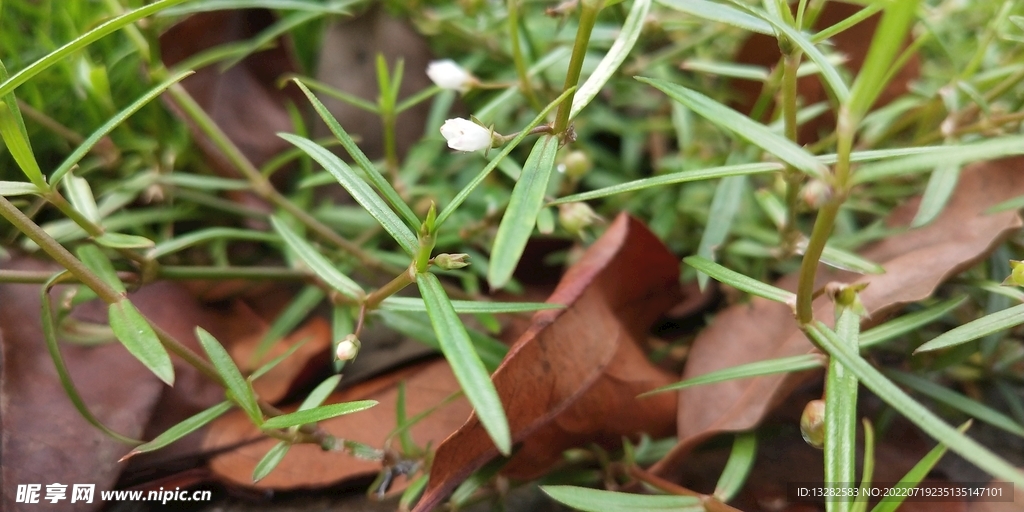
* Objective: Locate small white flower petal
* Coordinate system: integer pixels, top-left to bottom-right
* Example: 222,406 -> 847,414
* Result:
440,118 -> 492,152
335,336 -> 360,361
427,60 -> 473,91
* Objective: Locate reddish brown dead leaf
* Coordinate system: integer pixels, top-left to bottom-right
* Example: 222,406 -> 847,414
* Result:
202,359 -> 469,490
730,1 -> 919,143
413,214 -> 682,512
0,258 -> 241,511
160,9 -> 301,183
652,157 -> 1024,476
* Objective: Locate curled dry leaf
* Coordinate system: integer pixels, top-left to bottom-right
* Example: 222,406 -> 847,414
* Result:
652,157 -> 1024,475
414,214 -> 682,512
202,359 -> 470,490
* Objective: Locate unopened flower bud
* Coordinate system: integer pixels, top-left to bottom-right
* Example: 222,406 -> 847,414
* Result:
335,334 -> 361,361
560,150 -> 592,180
426,60 -> 475,91
800,399 -> 826,449
1003,260 -> 1024,287
434,253 -> 470,270
440,118 -> 493,152
558,202 -> 600,236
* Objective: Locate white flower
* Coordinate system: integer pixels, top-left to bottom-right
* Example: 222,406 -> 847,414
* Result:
427,60 -> 474,91
440,118 -> 492,152
335,335 -> 360,361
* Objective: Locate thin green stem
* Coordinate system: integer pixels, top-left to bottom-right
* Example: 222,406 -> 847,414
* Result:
552,1 -> 603,136
781,49 -> 803,255
508,0 -> 542,111
362,266 -> 416,310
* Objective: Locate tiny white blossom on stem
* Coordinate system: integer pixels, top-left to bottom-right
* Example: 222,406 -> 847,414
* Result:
335,335 -> 360,361
440,118 -> 492,152
427,60 -> 474,91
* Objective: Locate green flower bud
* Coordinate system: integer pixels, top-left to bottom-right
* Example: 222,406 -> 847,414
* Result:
434,253 -> 470,270
558,202 -> 600,236
800,399 -> 826,449
1003,260 -> 1024,287
560,150 -> 592,180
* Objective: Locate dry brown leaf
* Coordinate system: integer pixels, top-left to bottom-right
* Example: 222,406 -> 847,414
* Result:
202,359 -> 470,490
413,213 -> 682,512
731,1 -> 919,143
652,157 -> 1024,476
0,258 -> 238,511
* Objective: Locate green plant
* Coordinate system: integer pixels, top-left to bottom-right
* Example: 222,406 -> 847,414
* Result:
4,0 -> 1024,509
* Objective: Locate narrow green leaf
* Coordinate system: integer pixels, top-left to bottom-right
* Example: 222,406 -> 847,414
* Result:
109,301 -> 174,386
298,374 -> 343,412
911,164 -> 960,227
378,310 -> 507,372
0,181 -> 39,196
754,189 -> 786,228
0,0 -> 191,98
570,0 -> 651,120
75,244 -> 126,294
436,86 -> 577,228
641,354 -> 824,396
380,296 -> 561,314
278,133 -> 417,254
684,256 -> 796,304
818,243 -> 886,275
915,302 -> 1024,353
854,419 -> 876,512
291,80 -> 418,229
753,8 -> 851,103
885,370 -> 1024,438
542,486 -> 703,512
121,401 -> 232,461
95,232 -> 155,250
489,135 -> 560,290
147,228 -> 278,260
51,70 -> 192,186
254,285 -> 324,359
161,0 -> 357,15
63,174 -> 101,224
638,77 -> 828,179
271,215 -> 364,300
158,174 -> 251,191
41,276 -> 141,445
551,162 -> 782,205
682,60 -> 768,81
261,400 -> 378,430
714,432 -> 758,502
399,474 -> 429,512
249,340 -> 307,382
0,98 -> 45,189
812,2 -> 883,43
986,194 -> 1024,214
824,309 -> 860,512
196,327 -> 262,425
252,442 -> 291,483
417,273 -> 510,454
697,175 -> 747,289
807,322 -> 1024,489
847,0 -> 921,119
656,0 -> 773,34
871,422 -> 970,512
852,137 -> 1024,185
860,297 -> 966,348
